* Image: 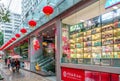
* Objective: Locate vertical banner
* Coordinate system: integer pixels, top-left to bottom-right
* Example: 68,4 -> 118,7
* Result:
61,67 -> 85,81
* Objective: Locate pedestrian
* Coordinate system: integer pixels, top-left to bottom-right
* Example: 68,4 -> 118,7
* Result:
11,59 -> 16,72
15,59 -> 20,72
7,58 -> 11,69
5,58 -> 7,65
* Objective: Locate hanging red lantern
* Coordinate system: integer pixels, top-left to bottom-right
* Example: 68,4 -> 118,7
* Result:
9,40 -> 13,43
43,5 -> 54,16
11,37 -> 16,41
28,20 -> 37,28
20,28 -> 27,34
15,33 -> 20,38
6,42 -> 10,46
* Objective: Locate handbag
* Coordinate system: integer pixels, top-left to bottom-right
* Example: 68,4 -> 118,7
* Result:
10,67 -> 12,71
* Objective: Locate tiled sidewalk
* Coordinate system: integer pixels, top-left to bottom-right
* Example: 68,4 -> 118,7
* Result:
0,63 -> 53,81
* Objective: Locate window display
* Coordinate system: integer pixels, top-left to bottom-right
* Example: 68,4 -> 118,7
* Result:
61,8 -> 120,67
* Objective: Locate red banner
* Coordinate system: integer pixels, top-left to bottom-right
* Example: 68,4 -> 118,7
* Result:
61,67 -> 119,81
85,71 -> 100,81
61,67 -> 85,81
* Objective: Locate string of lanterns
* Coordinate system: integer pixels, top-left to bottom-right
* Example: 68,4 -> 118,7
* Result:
0,3 -> 54,51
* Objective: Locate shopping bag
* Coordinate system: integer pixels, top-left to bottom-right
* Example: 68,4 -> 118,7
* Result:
13,67 -> 16,70
9,67 -> 12,71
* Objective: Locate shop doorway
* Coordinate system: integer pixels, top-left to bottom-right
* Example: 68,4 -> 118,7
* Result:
37,24 -> 56,76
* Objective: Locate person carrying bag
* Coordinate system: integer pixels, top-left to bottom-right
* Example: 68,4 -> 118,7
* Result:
11,59 -> 16,72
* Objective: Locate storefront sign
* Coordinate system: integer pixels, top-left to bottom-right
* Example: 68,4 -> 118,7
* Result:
70,23 -> 83,32
61,67 -> 85,81
61,67 -> 119,81
105,0 -> 120,9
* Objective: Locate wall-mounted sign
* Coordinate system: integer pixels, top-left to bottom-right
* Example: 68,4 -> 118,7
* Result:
61,67 -> 119,81
105,0 -> 120,9
70,23 -> 83,32
61,67 -> 85,81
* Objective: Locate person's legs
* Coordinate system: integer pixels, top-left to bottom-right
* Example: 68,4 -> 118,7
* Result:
12,67 -> 15,73
16,66 -> 19,72
8,64 -> 10,69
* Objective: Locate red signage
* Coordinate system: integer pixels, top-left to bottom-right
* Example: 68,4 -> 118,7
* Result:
111,74 -> 119,81
101,73 -> 110,81
61,67 -> 85,81
61,67 -> 119,81
85,71 -> 100,81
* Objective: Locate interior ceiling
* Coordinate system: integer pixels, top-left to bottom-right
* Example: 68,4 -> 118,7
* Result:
39,24 -> 55,38
62,0 -> 116,25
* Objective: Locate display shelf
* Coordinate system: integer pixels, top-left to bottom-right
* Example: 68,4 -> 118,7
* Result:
101,28 -> 113,33
77,54 -> 83,58
102,43 -> 114,46
101,24 -> 113,28
92,34 -> 101,40
113,51 -> 120,52
67,22 -> 120,65
114,35 -> 120,38
84,46 -> 92,48
83,40 -> 92,42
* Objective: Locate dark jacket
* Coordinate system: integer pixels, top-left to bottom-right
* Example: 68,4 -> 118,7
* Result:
15,60 -> 20,67
11,60 -> 15,67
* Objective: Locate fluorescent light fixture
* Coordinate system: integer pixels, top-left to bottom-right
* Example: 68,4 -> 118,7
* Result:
113,6 -> 118,9
80,20 -> 84,22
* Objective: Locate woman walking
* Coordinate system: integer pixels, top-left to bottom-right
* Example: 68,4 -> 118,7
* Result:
7,58 -> 11,69
15,59 -> 20,72
11,59 -> 16,72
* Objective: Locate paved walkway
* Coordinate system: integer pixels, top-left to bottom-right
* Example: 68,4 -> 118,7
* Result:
0,63 -> 54,81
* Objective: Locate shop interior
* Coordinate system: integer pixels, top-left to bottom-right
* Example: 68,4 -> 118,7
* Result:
36,24 -> 56,75
61,0 -> 120,67
14,40 -> 28,60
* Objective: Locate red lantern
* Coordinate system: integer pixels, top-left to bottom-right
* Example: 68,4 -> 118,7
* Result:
20,28 -> 27,34
43,5 -> 54,16
28,20 -> 37,28
11,37 -> 16,41
9,40 -> 13,43
15,33 -> 20,38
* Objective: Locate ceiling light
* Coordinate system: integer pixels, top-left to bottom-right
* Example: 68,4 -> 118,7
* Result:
80,20 -> 84,22
113,6 -> 118,9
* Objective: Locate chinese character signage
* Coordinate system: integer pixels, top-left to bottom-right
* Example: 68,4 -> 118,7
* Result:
61,67 -> 119,81
61,67 -> 85,81
70,23 -> 83,32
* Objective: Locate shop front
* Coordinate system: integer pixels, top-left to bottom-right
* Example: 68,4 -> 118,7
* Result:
61,0 -> 120,80
61,67 -> 119,81
3,0 -> 120,81
29,24 -> 56,76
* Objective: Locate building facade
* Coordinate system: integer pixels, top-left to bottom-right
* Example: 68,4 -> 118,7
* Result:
1,12 -> 21,43
4,0 -> 120,81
